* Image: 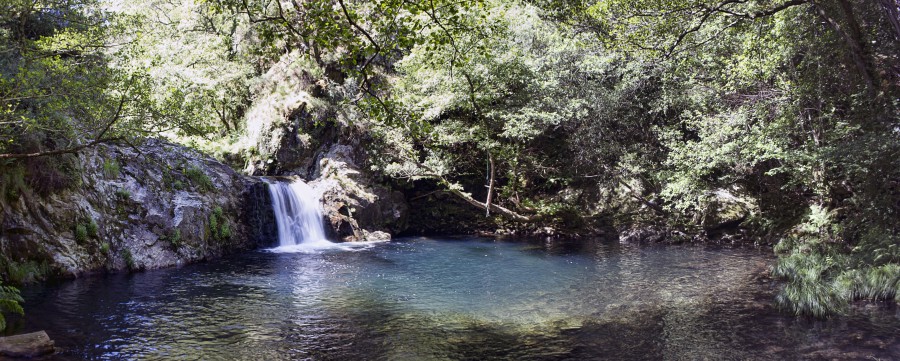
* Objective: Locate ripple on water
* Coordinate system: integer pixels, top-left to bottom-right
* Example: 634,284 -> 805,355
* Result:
12,237 -> 900,360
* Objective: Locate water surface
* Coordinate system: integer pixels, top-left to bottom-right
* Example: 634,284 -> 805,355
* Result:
11,237 -> 900,360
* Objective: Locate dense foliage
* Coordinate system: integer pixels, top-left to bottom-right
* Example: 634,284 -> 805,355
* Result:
0,0 -> 897,317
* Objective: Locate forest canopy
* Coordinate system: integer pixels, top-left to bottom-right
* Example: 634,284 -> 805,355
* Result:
0,0 -> 898,317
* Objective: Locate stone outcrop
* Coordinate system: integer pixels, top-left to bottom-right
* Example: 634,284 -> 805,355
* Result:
239,51 -> 409,242
309,144 -> 408,242
242,181 -> 278,247
0,139 -> 271,280
0,331 -> 54,358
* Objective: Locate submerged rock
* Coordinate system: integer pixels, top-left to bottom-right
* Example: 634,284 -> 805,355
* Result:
0,331 -> 54,358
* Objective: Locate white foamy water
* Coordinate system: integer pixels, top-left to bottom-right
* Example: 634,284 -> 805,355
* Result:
266,179 -> 385,253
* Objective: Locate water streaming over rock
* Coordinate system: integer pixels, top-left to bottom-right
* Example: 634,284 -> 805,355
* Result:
267,179 -> 332,250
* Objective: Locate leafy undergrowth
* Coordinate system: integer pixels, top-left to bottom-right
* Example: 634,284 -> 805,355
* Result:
0,280 -> 23,331
772,206 -> 900,317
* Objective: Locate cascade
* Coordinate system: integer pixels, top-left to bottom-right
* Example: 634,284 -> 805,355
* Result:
267,179 -> 331,249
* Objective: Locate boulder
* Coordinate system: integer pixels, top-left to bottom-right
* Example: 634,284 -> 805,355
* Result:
363,230 -> 392,242
703,189 -> 753,233
0,331 -> 54,358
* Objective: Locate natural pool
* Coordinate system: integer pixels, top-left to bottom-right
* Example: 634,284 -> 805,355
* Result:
11,237 -> 900,360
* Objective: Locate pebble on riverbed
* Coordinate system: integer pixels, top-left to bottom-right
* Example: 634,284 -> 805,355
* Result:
0,331 -> 55,358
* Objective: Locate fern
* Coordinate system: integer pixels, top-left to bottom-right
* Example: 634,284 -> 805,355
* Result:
0,283 -> 24,331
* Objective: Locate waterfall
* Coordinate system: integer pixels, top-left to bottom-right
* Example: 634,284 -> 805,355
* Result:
267,179 -> 332,250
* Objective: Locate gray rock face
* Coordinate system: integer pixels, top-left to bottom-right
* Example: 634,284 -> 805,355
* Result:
0,139 -> 270,279
0,331 -> 54,358
243,182 -> 278,248
309,144 -> 408,242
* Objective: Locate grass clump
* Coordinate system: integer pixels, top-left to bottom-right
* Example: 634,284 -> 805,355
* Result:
115,188 -> 131,200
207,206 -> 232,241
99,242 -> 110,255
74,223 -> 89,243
122,249 -> 135,270
220,223 -> 231,239
102,159 -> 120,179
834,264 -> 900,301
183,166 -> 214,192
773,205 -> 900,317
86,219 -> 99,238
163,229 -> 182,249
75,218 -> 99,243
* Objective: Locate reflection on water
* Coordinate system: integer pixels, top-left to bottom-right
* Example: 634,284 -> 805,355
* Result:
10,237 -> 900,360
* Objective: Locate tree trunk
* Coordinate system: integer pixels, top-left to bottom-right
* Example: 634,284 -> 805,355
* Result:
446,183 -> 533,222
217,97 -> 232,133
815,0 -> 875,93
485,151 -> 495,217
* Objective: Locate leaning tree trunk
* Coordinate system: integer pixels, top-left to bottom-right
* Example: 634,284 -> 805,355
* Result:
814,0 -> 876,93
485,152 -> 495,217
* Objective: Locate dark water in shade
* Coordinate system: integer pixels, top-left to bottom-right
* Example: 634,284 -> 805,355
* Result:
7,237 -> 900,360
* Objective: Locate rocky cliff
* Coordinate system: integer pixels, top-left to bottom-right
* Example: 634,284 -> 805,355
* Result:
0,139 -> 271,282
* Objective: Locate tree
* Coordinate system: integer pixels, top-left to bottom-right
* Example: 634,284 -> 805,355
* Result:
0,0 -> 128,158
0,0 -> 258,160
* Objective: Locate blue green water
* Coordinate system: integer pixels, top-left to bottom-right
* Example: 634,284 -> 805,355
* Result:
11,237 -> 900,360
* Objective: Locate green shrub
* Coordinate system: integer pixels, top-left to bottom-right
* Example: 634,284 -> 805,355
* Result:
99,242 -> 110,255
184,166 -> 214,192
86,219 -> 99,238
2,260 -> 51,285
164,229 -> 182,249
0,163 -> 26,202
773,205 -> 900,317
0,281 -> 24,331
102,159 -> 120,179
23,155 -> 80,196
207,206 -> 231,241
75,223 -> 88,243
122,249 -> 135,270
115,188 -> 131,200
